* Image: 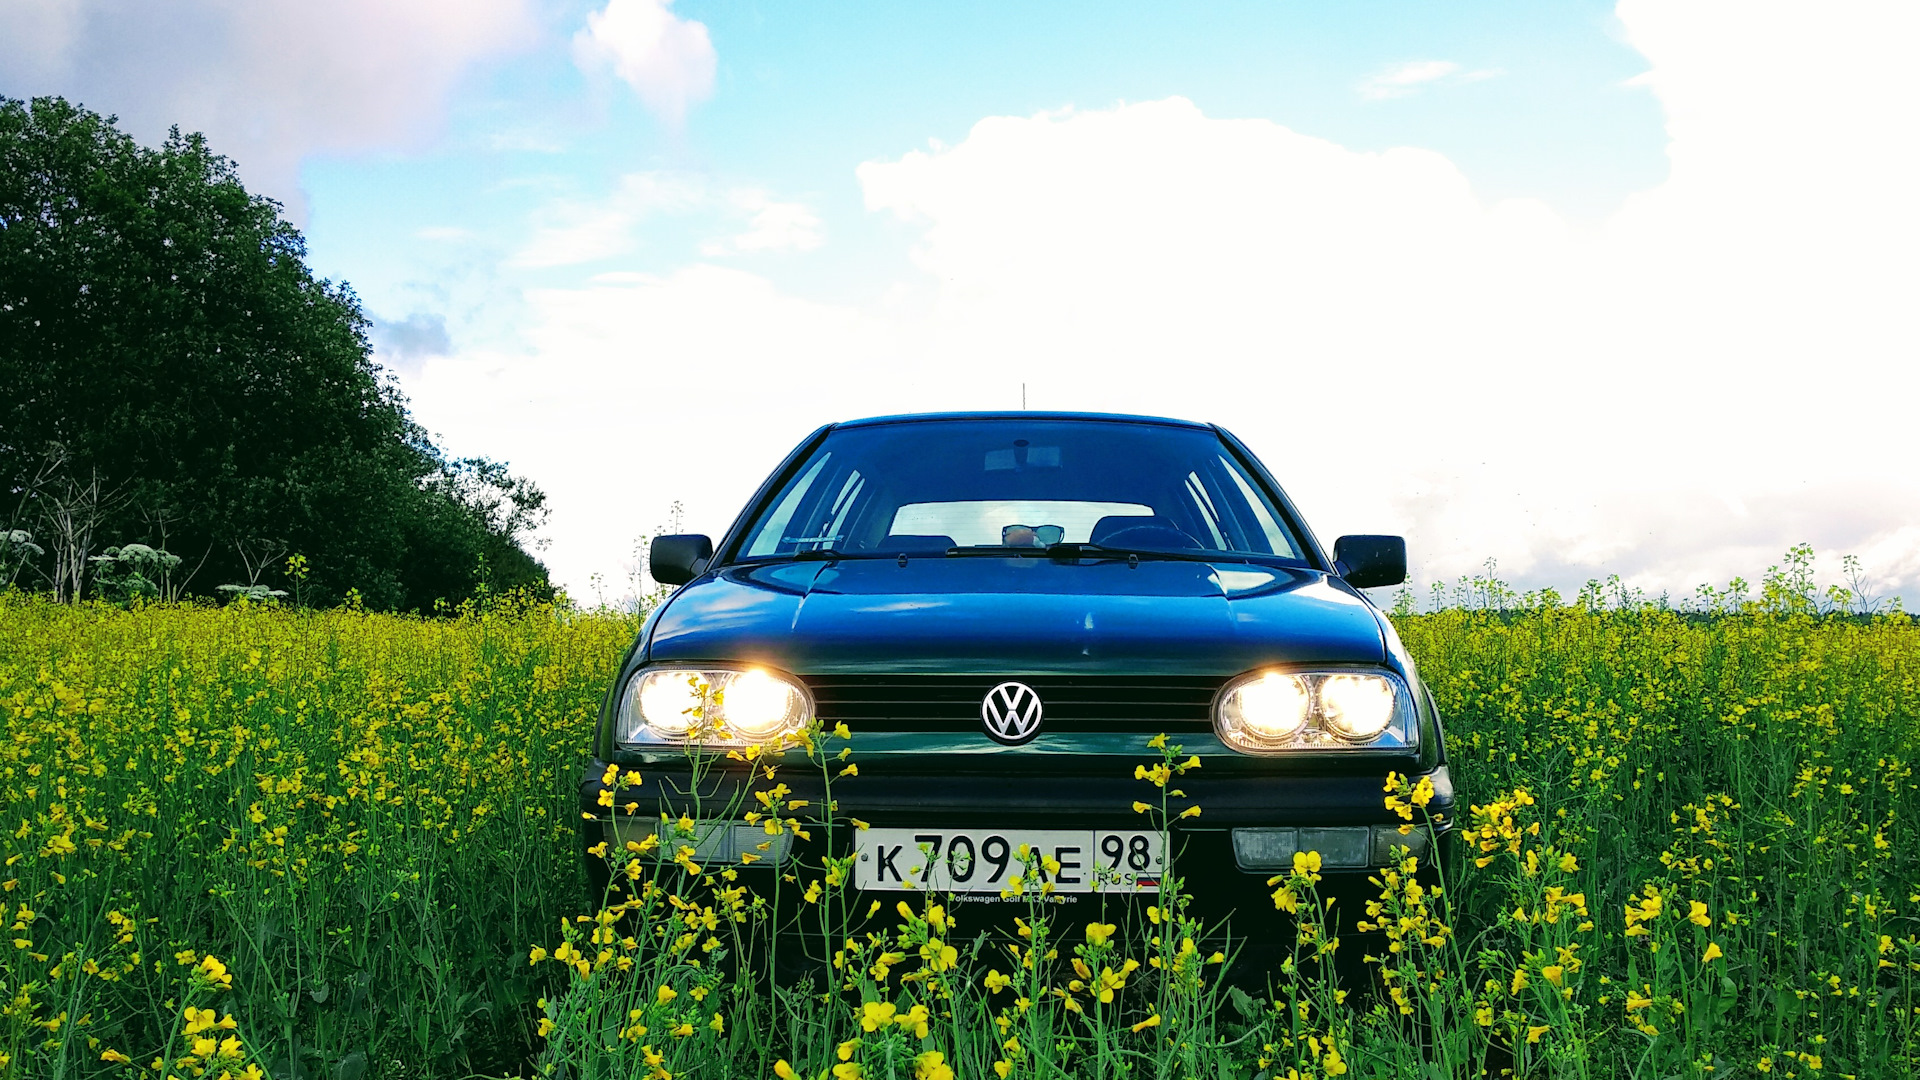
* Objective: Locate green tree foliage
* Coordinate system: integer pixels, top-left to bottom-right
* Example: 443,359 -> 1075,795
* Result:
0,96 -> 550,609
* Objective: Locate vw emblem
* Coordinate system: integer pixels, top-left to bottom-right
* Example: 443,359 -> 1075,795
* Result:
981,682 -> 1045,744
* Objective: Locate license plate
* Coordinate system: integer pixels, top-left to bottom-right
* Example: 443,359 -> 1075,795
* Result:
854,828 -> 1163,893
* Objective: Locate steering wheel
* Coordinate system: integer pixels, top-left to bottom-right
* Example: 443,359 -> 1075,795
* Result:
1096,523 -> 1203,550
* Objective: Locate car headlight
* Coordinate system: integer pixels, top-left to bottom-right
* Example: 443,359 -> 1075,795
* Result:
617,666 -> 813,747
1214,670 -> 1415,753
1320,674 -> 1397,739
1218,672 -> 1311,744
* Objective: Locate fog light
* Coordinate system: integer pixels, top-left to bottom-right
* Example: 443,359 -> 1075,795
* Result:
1232,826 -> 1373,870
1230,827 -> 1299,870
1369,824 -> 1431,866
1298,827 -> 1372,868
607,817 -> 793,866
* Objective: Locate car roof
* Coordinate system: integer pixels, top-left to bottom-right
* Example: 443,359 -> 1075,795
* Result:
834,410 -> 1211,430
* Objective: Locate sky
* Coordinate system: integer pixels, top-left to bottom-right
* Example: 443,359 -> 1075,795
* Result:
5,0 -> 1917,608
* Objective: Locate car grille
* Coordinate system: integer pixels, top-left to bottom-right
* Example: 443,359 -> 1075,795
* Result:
804,675 -> 1222,733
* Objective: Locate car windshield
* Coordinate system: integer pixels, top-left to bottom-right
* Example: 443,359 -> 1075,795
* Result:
736,419 -> 1307,563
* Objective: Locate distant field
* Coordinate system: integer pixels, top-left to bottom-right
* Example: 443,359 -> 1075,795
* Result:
2,592 -> 1916,1078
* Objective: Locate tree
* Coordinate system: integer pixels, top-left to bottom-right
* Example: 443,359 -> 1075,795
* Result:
0,96 -> 550,608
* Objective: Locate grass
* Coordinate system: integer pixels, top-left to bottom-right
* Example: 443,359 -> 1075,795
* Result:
1,566 -> 1916,1079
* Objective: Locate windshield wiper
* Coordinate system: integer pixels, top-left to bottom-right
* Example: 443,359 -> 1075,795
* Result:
788,548 -> 848,561
1045,542 -> 1218,564
940,543 -> 1217,564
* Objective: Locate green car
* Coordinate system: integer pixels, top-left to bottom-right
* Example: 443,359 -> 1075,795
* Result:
581,412 -> 1456,972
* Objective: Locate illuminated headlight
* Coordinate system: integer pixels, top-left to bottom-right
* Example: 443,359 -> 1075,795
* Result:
1217,673 -> 1311,746
1320,674 -> 1396,739
618,667 -> 812,747
1214,670 -> 1415,753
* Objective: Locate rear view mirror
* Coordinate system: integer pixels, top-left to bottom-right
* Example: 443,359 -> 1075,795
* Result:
650,534 -> 713,586
1332,535 -> 1406,589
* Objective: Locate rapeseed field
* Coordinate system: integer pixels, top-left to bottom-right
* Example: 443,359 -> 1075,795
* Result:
2,578 -> 1916,1079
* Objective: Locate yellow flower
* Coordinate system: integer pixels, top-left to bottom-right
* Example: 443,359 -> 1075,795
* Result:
984,969 -> 1012,993
774,1061 -> 797,1079
891,1004 -> 929,1039
1085,922 -> 1117,946
993,1063 -> 1012,1079
528,946 -> 547,965
656,984 -> 678,1004
913,1051 -> 954,1080
1688,900 -> 1710,927
861,1001 -> 897,1031
1527,1024 -> 1550,1044
919,939 -> 959,971
1292,850 -> 1321,875
195,954 -> 233,990
1409,776 -> 1434,807
1703,941 -> 1723,963
1131,1013 -> 1162,1033
1132,801 -> 1151,814
834,1064 -> 863,1080
101,1049 -> 132,1064
1540,964 -> 1565,987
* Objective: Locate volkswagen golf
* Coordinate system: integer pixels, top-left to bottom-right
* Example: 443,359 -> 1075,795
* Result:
579,412 -> 1456,970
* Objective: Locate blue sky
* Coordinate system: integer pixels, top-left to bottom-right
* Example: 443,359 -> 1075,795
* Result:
6,0 -> 1918,606
305,0 -> 1667,320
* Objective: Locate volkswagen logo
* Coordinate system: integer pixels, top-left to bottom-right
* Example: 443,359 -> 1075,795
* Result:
981,681 -> 1045,744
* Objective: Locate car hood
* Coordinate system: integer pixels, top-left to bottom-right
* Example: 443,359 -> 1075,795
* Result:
644,557 -> 1385,676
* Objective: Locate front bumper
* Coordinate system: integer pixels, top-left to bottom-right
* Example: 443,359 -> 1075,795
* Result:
577,757 -> 1456,952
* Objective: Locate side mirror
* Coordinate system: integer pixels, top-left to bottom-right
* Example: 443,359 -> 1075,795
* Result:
1332,535 -> 1406,589
650,534 -> 713,586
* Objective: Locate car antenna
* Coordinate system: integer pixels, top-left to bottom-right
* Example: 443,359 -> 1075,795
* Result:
1021,382 -> 1026,410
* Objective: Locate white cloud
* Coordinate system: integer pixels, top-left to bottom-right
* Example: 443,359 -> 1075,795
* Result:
573,0 -> 716,127
0,0 -> 535,216
1360,60 -> 1458,99
848,74 -> 1920,599
405,266 -> 897,596
1358,60 -> 1503,100
413,0 -> 1920,604
716,189 -> 825,254
513,172 -> 821,267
